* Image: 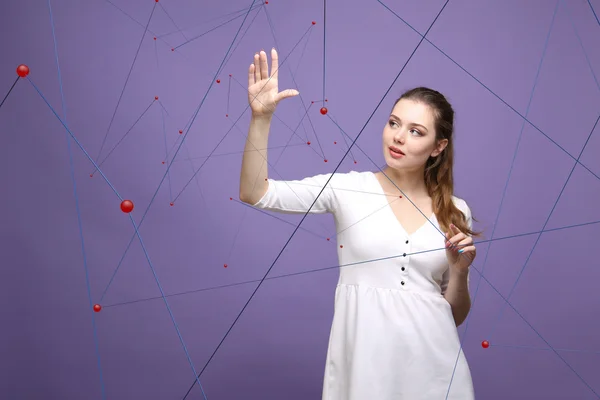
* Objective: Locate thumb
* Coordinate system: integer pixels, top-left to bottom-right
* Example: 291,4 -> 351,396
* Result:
276,89 -> 299,102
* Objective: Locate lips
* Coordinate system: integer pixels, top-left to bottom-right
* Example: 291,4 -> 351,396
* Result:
389,146 -> 405,155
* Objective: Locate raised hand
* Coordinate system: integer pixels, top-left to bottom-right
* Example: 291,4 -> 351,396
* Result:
248,48 -> 299,118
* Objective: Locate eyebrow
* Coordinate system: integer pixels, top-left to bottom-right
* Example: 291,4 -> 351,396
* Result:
389,114 -> 428,132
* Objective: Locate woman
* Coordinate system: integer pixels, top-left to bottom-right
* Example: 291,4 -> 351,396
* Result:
239,48 -> 480,400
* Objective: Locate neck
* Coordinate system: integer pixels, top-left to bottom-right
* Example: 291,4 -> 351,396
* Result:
381,166 -> 428,198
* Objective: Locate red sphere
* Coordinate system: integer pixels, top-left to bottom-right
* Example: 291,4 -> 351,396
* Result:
120,200 -> 134,213
17,64 -> 29,78
320,107 -> 328,115
216,79 -> 221,83
481,340 -> 490,349
93,304 -> 102,312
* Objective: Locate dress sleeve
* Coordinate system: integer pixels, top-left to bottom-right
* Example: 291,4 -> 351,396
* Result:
251,173 -> 339,214
441,199 -> 473,295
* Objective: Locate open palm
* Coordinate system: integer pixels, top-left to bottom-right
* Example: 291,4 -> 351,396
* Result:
248,48 -> 298,117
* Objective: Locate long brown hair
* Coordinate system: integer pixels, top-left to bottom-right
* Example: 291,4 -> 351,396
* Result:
394,87 -> 481,238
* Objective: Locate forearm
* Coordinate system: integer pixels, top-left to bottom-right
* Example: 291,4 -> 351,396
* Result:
443,267 -> 471,327
239,115 -> 272,204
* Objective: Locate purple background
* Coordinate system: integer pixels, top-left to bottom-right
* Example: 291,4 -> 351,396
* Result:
1,0 -> 600,399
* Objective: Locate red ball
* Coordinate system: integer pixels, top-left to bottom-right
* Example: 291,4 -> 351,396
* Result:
93,304 -> 102,312
216,79 -> 221,83
120,200 -> 134,213
481,340 -> 490,349
16,64 -> 29,78
320,107 -> 328,115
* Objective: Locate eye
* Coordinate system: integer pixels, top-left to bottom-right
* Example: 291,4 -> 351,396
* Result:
389,120 -> 399,128
410,128 -> 422,136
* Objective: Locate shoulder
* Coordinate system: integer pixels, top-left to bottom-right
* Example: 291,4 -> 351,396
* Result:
451,195 -> 472,217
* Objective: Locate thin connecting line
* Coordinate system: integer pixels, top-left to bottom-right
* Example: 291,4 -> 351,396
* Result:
27,78 -> 210,400
487,0 -> 600,340
0,77 -> 19,110
181,1 -> 452,396
94,1 -> 158,165
103,215 -> 600,310
46,0 -> 106,398
376,0 -> 600,184
98,0 -> 267,304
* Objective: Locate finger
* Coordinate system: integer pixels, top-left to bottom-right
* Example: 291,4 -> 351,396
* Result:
248,63 -> 255,87
271,48 -> 279,80
275,89 -> 299,102
458,245 -> 476,255
260,50 -> 269,80
254,53 -> 261,83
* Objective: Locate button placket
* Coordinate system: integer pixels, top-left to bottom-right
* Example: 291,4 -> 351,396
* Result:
400,238 -> 409,287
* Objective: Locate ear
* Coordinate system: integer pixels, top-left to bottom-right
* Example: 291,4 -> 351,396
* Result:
431,138 -> 448,157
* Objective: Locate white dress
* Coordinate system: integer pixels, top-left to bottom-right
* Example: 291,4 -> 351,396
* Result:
252,170 -> 475,400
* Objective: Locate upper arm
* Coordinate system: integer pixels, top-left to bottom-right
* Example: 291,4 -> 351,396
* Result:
251,173 -> 339,214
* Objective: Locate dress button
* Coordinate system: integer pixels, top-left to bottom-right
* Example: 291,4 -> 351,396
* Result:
403,253 -> 406,257
406,240 -> 409,244
401,267 -> 405,271
401,281 -> 405,285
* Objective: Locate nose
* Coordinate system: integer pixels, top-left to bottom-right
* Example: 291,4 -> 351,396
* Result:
394,129 -> 406,144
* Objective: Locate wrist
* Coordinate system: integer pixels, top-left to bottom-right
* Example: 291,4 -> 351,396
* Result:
449,264 -> 469,278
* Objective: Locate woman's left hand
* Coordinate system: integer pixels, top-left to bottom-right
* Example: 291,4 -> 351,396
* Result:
445,224 -> 476,271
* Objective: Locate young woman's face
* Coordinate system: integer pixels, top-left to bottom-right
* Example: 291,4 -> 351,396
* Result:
382,99 -> 447,172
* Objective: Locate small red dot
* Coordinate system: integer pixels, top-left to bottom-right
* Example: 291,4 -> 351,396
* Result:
340,245 -> 343,248
307,141 -> 311,145
312,21 -> 316,25
153,37 -> 156,40
170,202 -> 174,206
320,107 -> 328,115
224,264 -> 228,268
16,64 -> 29,78
89,174 -> 93,178
482,340 -> 490,349
162,161 -> 165,164
171,48 -> 174,51
93,304 -> 102,312
229,74 -> 232,77
324,159 -> 328,162
311,101 -> 314,104
230,197 -> 233,200
226,114 -> 229,117
155,0 -> 159,2
334,141 -> 337,144
179,130 -> 183,134
327,238 -> 330,241
216,79 -> 221,83
155,96 -> 158,100
120,200 -> 134,213
354,161 -> 357,164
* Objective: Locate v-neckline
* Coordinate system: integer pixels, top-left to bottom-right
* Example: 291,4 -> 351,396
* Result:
369,171 -> 436,237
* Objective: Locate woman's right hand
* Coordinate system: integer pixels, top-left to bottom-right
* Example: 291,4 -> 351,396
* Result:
248,48 -> 299,118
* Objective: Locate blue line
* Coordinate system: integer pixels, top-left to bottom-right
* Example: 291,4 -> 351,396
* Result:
160,100 -> 173,202
26,80 -> 123,200
566,0 -> 600,92
450,1 -> 561,397
28,72 -> 209,400
126,213 -> 208,400
589,0 -> 600,26
323,0 -> 327,101
376,0 -> 600,184
488,0 -> 600,338
100,2 -> 262,307
46,0 -> 106,398
95,2 -> 157,164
